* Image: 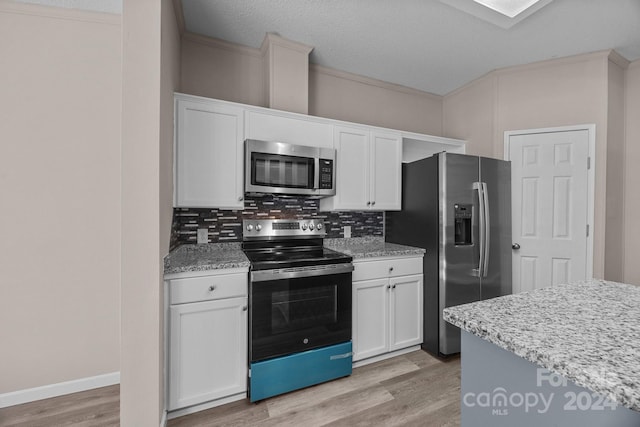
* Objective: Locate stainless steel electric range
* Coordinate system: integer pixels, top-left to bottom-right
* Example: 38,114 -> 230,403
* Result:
242,218 -> 354,402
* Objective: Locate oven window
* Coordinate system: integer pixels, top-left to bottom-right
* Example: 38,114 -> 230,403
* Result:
252,152 -> 314,189
271,286 -> 337,334
250,272 -> 351,362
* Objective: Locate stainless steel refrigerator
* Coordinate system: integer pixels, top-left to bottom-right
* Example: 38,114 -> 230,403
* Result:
386,152 -> 512,356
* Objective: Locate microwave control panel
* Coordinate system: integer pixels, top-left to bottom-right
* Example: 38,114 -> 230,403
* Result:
319,159 -> 334,189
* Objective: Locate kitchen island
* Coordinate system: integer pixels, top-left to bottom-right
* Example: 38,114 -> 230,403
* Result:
444,279 -> 640,427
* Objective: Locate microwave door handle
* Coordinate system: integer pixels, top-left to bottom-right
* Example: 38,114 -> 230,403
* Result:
314,156 -> 320,190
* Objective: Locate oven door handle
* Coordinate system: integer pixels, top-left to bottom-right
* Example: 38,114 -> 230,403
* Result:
251,263 -> 354,282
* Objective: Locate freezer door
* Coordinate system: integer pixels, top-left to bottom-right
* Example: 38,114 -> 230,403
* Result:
479,157 -> 512,299
439,153 -> 481,355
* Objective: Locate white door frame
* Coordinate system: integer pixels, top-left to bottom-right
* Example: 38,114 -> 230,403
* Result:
504,124 -> 596,282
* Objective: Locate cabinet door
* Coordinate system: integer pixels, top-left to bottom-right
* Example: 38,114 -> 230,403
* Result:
332,126 -> 370,210
370,132 -> 402,211
245,111 -> 333,148
389,274 -> 423,352
168,297 -> 248,410
352,278 -> 389,361
175,99 -> 244,208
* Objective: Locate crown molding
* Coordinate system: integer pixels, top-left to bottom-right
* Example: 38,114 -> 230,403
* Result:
260,32 -> 314,56
182,32 -> 262,58
0,0 -> 120,25
172,0 -> 184,35
608,50 -> 630,69
310,64 -> 441,100
495,50 -> 612,78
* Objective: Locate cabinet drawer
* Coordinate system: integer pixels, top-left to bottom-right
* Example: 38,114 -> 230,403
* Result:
170,273 -> 247,304
353,256 -> 423,282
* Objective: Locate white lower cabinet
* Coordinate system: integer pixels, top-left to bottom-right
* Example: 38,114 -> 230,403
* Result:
167,270 -> 248,412
352,256 -> 423,363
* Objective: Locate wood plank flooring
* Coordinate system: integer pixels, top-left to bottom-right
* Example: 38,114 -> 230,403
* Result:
0,384 -> 120,427
0,350 -> 460,427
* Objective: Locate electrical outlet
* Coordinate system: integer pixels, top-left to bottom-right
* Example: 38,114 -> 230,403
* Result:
197,228 -> 209,244
343,226 -> 351,238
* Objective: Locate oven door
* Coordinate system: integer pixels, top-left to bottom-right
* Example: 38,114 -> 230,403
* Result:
249,264 -> 353,362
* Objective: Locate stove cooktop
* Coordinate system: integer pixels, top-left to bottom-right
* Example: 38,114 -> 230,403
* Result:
241,219 -> 351,271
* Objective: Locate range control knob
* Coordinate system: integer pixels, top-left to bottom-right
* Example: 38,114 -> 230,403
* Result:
246,224 -> 254,232
316,222 -> 323,230
301,223 -> 308,231
255,224 -> 262,231
309,223 -> 315,230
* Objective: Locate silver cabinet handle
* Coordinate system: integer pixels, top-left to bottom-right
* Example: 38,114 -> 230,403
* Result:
512,243 -> 520,250
389,267 -> 394,273
392,284 -> 396,289
238,196 -> 244,201
366,201 -> 371,206
371,201 -> 375,206
242,306 -> 248,311
387,284 -> 391,289
208,285 -> 216,292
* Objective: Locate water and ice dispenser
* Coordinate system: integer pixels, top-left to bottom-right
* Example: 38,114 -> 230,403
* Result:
454,204 -> 472,246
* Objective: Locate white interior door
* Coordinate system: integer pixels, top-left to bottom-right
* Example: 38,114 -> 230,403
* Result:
506,127 -> 593,293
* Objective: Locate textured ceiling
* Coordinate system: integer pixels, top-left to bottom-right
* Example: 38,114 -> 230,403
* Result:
181,0 -> 640,95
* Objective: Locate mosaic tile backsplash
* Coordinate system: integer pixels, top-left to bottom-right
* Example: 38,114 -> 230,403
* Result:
171,195 -> 384,249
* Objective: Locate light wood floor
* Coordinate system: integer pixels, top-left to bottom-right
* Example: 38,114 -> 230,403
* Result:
0,350 -> 460,427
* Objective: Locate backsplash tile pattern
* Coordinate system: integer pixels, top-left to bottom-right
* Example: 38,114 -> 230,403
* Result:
171,195 -> 383,249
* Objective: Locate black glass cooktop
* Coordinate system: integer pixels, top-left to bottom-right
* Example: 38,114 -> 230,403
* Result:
243,240 -> 352,271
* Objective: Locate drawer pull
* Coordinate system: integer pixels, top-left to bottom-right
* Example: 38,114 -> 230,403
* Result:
389,267 -> 394,272
387,284 -> 391,289
242,306 -> 248,311
208,285 -> 216,292
392,284 -> 396,289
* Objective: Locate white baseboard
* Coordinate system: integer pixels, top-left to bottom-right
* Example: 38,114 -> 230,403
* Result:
352,345 -> 422,368
0,371 -> 120,408
167,392 -> 246,420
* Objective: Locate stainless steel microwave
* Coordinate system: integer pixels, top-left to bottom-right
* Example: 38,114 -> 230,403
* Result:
245,139 -> 336,197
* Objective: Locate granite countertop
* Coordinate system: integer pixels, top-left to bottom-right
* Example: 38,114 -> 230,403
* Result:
443,279 -> 640,412
324,237 -> 425,260
164,237 -> 423,275
164,243 -> 250,275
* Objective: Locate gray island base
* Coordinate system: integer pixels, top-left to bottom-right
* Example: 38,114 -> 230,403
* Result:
444,280 -> 640,427
462,331 -> 640,426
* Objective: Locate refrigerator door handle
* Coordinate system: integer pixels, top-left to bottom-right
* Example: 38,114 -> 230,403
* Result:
473,182 -> 485,277
481,182 -> 490,278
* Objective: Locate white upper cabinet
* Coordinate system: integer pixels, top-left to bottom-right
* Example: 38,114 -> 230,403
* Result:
174,96 -> 245,209
370,132 -> 403,210
321,126 -> 402,211
245,110 -> 333,149
173,93 -> 465,210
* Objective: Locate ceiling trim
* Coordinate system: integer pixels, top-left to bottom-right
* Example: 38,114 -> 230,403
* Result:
260,33 -> 314,56
444,50 -> 613,98
608,50 -> 631,69
0,0 -> 120,24
311,64 -> 442,99
172,0 -> 185,35
182,32 -> 262,58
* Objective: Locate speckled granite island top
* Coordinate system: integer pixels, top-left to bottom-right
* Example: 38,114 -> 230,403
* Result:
164,243 -> 249,275
443,279 -> 640,412
324,237 -> 425,259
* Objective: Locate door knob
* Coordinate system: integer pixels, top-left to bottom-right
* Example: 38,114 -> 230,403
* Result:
512,243 -> 520,250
